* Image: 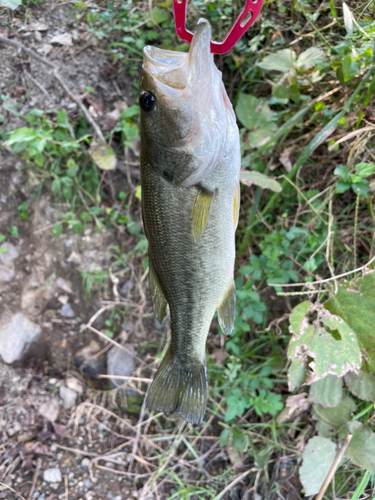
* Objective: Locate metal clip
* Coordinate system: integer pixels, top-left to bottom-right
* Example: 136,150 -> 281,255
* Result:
173,0 -> 264,55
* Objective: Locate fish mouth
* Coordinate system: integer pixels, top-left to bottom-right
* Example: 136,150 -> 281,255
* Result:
143,19 -> 213,92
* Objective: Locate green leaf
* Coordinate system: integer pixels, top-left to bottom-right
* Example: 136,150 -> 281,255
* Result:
345,428 -> 375,473
151,6 -> 170,24
232,428 -> 248,452
1,0 -> 22,9
345,371 -> 375,402
343,2 -> 353,35
310,375 -> 343,408
52,224 -> 63,238
326,273 -> 375,371
288,309 -> 361,386
220,429 -> 230,447
336,179 -> 351,194
235,95 -> 276,141
289,301 -> 310,334
0,234 -> 6,243
296,47 -> 324,71
313,396 -> 356,429
351,180 -> 370,196
7,127 -> 37,145
334,164 -> 350,181
8,226 -> 18,238
89,142 -> 117,171
300,437 -> 336,496
257,49 -> 295,73
67,165 -> 79,177
288,359 -> 306,391
240,171 -> 282,192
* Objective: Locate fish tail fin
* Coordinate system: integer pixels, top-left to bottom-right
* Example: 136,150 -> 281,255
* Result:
146,347 -> 208,425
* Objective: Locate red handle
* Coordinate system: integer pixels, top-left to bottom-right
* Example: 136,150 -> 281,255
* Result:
173,0 -> 264,55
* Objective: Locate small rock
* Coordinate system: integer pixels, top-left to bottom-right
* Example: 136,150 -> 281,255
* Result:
66,376 -> 84,395
67,251 -> 81,265
60,303 -> 75,318
34,30 -> 42,42
38,43 -> 52,55
59,386 -> 77,409
58,294 -> 69,305
0,313 -> 41,364
107,345 -> 135,389
7,421 -> 22,436
43,468 -> 62,483
83,478 -> 91,488
56,277 -> 73,294
0,243 -> 19,265
38,398 -> 59,422
81,458 -> 91,469
0,264 -> 15,282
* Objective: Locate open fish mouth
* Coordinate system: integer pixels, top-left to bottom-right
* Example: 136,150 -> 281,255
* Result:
143,19 -> 214,92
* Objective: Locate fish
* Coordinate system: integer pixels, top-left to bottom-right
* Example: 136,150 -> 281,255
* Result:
139,19 -> 241,425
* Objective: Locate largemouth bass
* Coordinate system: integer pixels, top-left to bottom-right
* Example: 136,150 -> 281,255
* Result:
139,19 -> 241,425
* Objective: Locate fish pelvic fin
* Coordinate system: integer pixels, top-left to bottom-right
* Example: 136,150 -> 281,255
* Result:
192,186 -> 213,242
149,259 -> 168,324
146,347 -> 208,425
217,281 -> 236,336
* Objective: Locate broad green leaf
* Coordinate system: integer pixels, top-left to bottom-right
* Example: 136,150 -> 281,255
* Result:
52,224 -> 63,238
220,429 -> 230,447
334,164 -> 350,181
288,359 -> 306,391
296,47 -> 324,71
257,49 -> 295,73
7,127 -> 37,144
355,162 -> 375,178
346,428 -> 375,473
336,179 -> 351,193
326,273 -> 375,371
310,375 -> 343,407
240,171 -> 282,192
313,396 -> 356,429
151,6 -> 170,24
289,301 -> 310,334
351,180 -> 370,196
300,437 -> 336,496
89,142 -> 117,171
345,371 -> 375,402
1,0 -> 21,9
343,2 -> 353,35
288,309 -> 361,386
235,95 -> 274,132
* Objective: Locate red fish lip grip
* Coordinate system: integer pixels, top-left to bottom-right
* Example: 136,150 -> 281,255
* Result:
172,0 -> 264,55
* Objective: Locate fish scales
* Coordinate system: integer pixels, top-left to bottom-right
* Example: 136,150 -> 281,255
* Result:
139,19 -> 241,424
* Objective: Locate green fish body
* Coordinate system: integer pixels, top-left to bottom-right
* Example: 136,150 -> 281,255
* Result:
139,20 -> 241,424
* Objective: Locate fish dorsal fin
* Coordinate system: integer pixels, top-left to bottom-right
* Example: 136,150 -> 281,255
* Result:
217,281 -> 236,336
192,186 -> 213,242
149,260 -> 168,323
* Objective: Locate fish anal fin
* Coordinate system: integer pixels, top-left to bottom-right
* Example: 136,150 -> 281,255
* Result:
146,347 -> 208,425
233,183 -> 240,232
192,187 -> 213,242
217,281 -> 236,336
149,260 -> 168,324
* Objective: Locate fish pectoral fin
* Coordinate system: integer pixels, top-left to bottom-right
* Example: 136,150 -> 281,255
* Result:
149,260 -> 168,324
192,186 -> 214,242
146,347 -> 208,425
217,281 -> 236,336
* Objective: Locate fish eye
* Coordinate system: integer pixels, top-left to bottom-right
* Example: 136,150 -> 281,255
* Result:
140,91 -> 156,112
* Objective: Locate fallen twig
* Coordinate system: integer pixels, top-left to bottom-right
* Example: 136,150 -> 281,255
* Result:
27,457 -> 42,500
0,35 -> 106,143
315,433 -> 353,500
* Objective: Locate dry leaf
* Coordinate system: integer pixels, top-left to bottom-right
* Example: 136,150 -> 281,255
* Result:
89,142 -> 117,171
101,109 -> 120,131
50,33 -> 73,46
52,423 -> 70,441
210,348 -> 227,365
12,86 -> 26,98
19,22 -> 49,31
37,43 -> 53,56
279,147 -> 294,172
277,393 -> 310,424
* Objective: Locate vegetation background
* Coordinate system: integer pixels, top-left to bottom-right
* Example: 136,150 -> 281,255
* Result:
1,0 -> 375,498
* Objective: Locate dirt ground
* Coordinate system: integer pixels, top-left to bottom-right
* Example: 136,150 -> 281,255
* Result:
0,3 -> 167,499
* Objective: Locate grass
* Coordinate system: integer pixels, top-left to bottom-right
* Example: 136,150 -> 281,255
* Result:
1,0 -> 375,498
